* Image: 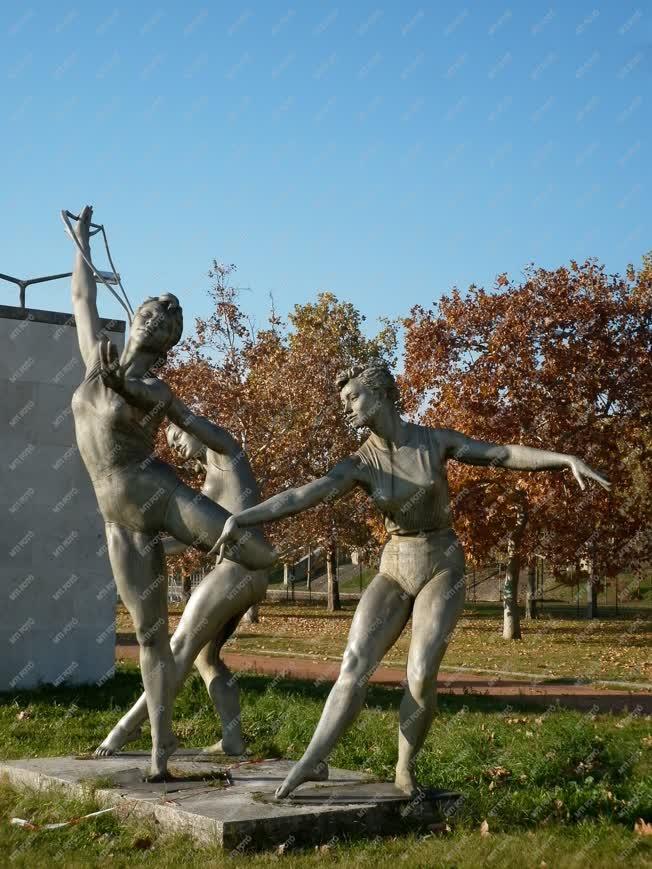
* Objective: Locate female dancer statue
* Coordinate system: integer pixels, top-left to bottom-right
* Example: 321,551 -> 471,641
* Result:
95,421 -> 268,758
213,362 -> 609,798
69,206 -> 274,779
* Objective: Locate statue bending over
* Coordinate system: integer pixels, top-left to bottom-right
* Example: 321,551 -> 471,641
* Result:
95,421 -> 269,758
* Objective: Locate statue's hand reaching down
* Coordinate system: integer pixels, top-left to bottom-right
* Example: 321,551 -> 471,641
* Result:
566,456 -> 610,492
209,514 -> 241,561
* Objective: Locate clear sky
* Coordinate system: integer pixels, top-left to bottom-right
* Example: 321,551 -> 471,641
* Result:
1,1 -> 650,336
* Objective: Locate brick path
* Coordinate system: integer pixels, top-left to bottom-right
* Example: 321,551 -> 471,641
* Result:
115,642 -> 651,713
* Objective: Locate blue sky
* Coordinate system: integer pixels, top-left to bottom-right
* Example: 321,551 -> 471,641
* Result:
1,1 -> 650,338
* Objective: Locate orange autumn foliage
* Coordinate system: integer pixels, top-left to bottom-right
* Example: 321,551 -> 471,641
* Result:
401,259 -> 652,581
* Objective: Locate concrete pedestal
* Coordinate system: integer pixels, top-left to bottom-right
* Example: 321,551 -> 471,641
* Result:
0,305 -> 124,690
0,753 -> 462,850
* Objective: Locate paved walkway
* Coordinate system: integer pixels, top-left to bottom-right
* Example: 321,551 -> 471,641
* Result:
115,643 -> 651,713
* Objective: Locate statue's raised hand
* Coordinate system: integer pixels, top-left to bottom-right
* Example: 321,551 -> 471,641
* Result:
566,456 -> 610,492
99,336 -> 124,394
72,204 -> 93,246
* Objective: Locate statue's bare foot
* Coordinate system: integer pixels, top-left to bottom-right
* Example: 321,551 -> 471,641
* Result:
144,734 -> 179,782
94,724 -> 143,757
394,765 -> 419,796
201,737 -> 247,757
274,759 -> 329,799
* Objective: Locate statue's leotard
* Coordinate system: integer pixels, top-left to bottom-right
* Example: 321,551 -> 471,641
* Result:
354,422 -> 465,597
199,447 -> 268,606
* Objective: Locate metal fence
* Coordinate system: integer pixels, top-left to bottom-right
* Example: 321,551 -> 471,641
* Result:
166,561 -> 651,617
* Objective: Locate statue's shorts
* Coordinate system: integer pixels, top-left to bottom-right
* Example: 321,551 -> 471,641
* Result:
379,527 -> 466,599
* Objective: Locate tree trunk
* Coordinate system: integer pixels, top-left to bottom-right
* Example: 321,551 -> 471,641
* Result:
182,573 -> 192,606
327,542 -> 341,612
583,550 -> 599,618
503,501 -> 527,640
283,563 -> 290,587
586,576 -> 598,619
241,604 -> 259,624
525,561 -> 537,619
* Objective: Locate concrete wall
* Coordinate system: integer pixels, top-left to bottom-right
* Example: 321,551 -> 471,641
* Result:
0,305 -> 125,690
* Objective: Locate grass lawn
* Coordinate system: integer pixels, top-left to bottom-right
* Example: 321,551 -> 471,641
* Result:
120,600 -> 652,685
1,665 -> 651,866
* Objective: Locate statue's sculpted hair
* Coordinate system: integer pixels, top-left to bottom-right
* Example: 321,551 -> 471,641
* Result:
335,362 -> 401,409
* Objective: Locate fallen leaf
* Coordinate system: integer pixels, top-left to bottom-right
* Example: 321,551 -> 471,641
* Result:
634,818 -> 652,837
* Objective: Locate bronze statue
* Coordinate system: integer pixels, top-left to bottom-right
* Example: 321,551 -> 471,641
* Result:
213,362 -> 609,798
68,206 -> 274,780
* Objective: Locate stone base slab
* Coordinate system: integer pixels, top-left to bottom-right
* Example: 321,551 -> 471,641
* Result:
0,752 -> 461,850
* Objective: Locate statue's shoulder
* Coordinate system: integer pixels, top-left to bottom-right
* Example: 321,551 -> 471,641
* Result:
354,436 -> 374,463
415,423 -> 451,459
407,420 -> 438,441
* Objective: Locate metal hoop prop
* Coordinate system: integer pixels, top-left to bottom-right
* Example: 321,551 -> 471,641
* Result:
60,209 -> 135,325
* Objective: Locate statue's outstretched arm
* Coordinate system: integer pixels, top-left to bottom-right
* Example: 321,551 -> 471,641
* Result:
70,205 -> 102,367
209,456 -> 362,560
440,429 -> 610,491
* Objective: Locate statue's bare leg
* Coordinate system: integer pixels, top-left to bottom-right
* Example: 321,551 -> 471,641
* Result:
194,615 -> 247,756
395,565 -> 466,794
275,573 -> 412,799
95,562 -> 262,758
103,524 -> 177,781
163,483 -> 274,570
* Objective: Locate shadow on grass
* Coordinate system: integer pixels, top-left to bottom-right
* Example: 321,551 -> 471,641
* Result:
0,668 -> 615,718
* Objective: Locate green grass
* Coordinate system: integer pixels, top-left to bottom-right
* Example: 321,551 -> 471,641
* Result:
0,666 -> 651,864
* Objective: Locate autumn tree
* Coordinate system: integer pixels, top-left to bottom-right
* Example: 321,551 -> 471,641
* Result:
402,260 -> 651,636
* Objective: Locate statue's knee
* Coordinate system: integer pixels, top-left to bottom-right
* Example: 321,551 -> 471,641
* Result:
170,631 -> 196,661
340,648 -> 371,689
135,616 -> 167,648
406,666 -> 436,707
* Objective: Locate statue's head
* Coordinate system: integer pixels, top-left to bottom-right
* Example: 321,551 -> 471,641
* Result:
129,293 -> 183,362
166,422 -> 205,465
335,362 -> 400,429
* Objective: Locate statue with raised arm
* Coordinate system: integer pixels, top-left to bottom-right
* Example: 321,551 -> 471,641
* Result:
95,421 -> 268,758
212,362 -> 610,799
68,205 -> 275,780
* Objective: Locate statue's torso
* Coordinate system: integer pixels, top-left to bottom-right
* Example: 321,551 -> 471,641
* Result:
355,423 -> 452,535
201,448 -> 260,515
71,344 -> 164,482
